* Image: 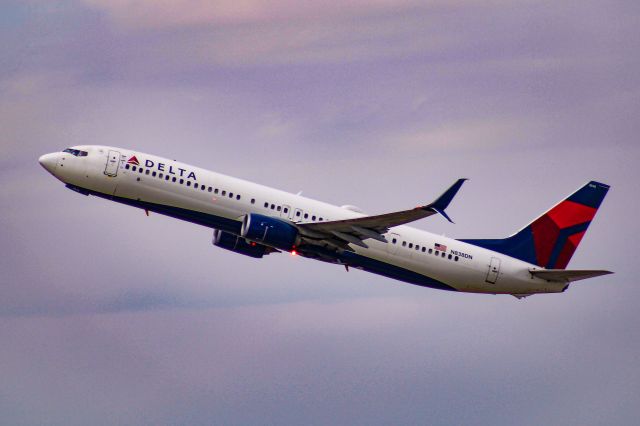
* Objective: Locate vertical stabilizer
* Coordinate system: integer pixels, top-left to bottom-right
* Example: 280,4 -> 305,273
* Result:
461,181 -> 609,269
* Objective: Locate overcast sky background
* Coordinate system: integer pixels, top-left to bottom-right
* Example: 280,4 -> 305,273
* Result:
1,1 -> 639,425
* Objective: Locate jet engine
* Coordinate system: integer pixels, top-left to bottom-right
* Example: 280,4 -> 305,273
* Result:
212,229 -> 268,258
241,213 -> 299,251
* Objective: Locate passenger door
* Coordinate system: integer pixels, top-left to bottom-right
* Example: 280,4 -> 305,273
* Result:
104,150 -> 120,177
485,257 -> 501,284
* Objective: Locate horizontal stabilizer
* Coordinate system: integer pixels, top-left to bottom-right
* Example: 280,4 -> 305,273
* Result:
529,269 -> 613,282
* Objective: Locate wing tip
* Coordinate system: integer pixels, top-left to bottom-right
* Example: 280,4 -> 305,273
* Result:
427,178 -> 468,222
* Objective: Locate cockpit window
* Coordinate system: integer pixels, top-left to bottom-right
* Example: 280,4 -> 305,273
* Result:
63,148 -> 88,157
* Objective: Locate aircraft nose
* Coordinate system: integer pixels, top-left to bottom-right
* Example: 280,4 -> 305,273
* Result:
38,153 -> 58,174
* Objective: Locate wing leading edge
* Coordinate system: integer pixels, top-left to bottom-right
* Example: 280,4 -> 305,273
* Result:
297,178 -> 467,251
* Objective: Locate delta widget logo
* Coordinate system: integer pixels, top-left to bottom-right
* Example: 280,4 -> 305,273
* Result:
125,155 -> 198,180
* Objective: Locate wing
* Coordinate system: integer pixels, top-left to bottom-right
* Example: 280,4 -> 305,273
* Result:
297,179 -> 467,251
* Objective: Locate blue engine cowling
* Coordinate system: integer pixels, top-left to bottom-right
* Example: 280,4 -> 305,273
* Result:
241,213 -> 299,251
213,229 -> 268,259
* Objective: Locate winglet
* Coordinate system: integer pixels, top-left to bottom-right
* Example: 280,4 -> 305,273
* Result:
427,178 -> 468,223
432,207 -> 454,223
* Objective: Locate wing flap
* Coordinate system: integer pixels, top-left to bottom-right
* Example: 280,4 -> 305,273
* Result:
331,231 -> 369,248
350,225 -> 388,243
530,269 -> 613,282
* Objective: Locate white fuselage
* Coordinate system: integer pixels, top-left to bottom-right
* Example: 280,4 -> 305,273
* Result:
39,145 -> 566,296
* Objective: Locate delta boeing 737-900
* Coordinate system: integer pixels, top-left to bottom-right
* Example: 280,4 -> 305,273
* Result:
39,146 -> 612,298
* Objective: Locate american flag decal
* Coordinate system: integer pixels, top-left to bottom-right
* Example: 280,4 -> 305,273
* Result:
434,243 -> 447,252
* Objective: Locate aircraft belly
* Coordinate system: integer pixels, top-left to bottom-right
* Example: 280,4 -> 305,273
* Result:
353,244 -> 473,292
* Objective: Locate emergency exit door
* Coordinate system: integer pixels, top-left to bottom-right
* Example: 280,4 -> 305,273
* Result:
281,205 -> 292,220
386,233 -> 401,255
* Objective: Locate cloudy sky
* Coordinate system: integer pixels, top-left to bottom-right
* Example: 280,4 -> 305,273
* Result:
1,1 -> 639,424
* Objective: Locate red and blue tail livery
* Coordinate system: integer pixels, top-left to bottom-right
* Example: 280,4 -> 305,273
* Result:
462,181 -> 609,269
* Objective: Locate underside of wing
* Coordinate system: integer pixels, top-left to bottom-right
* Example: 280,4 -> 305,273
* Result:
297,179 -> 467,251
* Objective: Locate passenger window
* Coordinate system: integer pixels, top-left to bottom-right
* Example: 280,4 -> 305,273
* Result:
428,249 -> 433,254
296,211 -> 301,217
392,238 -> 397,244
208,187 -> 212,192
132,166 -> 137,171
448,254 -> 452,260
251,198 -> 255,204
283,207 -> 288,213
222,190 -> 226,196
186,181 -> 191,186
152,171 -> 156,177
179,179 -> 184,184
304,213 -> 309,219
454,256 -> 459,261
312,215 -> 316,221
236,195 -> 241,200
159,173 -> 163,179
402,241 -> 406,247
172,177 -> 177,182
408,243 -> 413,248
125,164 -> 130,170
214,188 -> 219,194
139,168 -> 143,173
277,206 -> 281,211
264,202 -> 269,208
165,175 -> 170,181
201,185 -> 206,191
441,252 -> 446,258
270,204 -> 275,210
229,192 -> 233,198
194,183 -> 198,189
422,247 -> 426,252
435,251 -> 439,256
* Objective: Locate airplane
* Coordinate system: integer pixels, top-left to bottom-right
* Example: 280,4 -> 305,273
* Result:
38,146 -> 612,298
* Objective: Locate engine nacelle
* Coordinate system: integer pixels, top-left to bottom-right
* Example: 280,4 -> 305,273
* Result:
241,213 -> 299,251
213,229 -> 268,259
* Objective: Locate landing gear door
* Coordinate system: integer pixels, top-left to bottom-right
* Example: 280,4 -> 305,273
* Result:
485,257 -> 501,284
104,150 -> 121,177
